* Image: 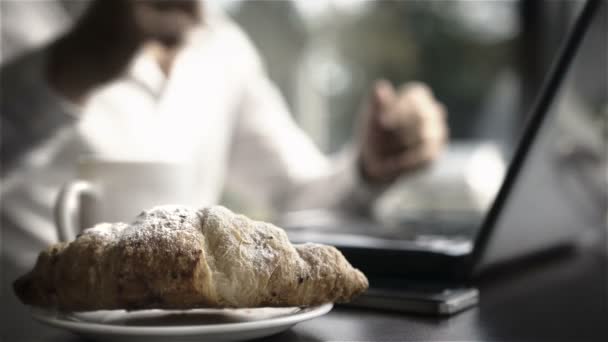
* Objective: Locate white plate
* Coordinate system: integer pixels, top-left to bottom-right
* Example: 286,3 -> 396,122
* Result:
30,304 -> 333,342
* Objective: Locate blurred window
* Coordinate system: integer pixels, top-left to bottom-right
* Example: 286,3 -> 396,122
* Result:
222,0 -> 524,153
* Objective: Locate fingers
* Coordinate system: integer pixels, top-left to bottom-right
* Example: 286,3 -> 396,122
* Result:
360,78 -> 449,182
394,142 -> 441,172
375,82 -> 440,132
374,81 -> 447,150
371,80 -> 395,108
374,135 -> 445,181
370,80 -> 396,126
363,121 -> 447,183
361,80 -> 449,183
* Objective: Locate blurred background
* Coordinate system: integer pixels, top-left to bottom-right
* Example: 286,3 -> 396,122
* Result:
2,0 -> 606,233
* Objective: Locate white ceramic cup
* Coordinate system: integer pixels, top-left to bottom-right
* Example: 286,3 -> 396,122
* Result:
54,158 -> 200,242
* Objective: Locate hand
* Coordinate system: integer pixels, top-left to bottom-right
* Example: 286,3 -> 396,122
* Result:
358,80 -> 448,184
47,0 -> 202,104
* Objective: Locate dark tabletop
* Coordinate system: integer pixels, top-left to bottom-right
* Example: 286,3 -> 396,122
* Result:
2,239 -> 607,342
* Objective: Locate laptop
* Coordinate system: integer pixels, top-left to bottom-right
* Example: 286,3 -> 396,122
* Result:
285,0 -> 602,314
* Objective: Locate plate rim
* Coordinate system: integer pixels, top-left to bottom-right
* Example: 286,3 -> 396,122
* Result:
30,303 -> 333,336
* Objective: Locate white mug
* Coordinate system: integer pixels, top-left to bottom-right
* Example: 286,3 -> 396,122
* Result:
54,158 -> 200,242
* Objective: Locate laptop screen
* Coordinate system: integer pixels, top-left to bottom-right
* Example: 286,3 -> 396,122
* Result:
473,0 -> 606,270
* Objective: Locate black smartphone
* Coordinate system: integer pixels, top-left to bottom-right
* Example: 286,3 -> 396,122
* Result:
346,286 -> 479,315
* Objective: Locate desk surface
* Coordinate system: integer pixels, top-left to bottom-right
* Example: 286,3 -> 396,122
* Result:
2,241 -> 607,342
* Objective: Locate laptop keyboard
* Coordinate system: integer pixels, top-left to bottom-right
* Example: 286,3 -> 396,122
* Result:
280,210 -> 478,255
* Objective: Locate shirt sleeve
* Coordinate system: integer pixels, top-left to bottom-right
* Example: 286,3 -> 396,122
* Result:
225,62 -> 383,215
1,46 -> 81,179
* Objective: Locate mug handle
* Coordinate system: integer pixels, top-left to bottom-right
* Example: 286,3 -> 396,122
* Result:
54,180 -> 94,242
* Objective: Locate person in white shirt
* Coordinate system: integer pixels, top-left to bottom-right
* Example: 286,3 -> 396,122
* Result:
1,0 -> 448,272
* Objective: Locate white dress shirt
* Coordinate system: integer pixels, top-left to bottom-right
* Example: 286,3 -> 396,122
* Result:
1,5 -> 374,271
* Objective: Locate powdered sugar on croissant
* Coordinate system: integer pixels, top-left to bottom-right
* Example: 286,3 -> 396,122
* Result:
14,206 -> 368,311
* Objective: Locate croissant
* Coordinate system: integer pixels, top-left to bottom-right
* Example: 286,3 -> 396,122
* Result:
14,206 -> 368,311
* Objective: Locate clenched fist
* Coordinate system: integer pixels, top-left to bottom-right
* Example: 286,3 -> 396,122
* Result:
359,80 -> 448,184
